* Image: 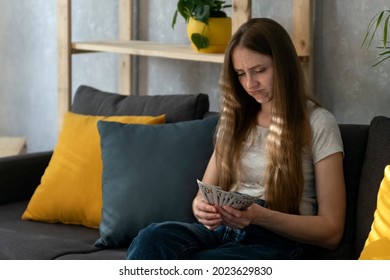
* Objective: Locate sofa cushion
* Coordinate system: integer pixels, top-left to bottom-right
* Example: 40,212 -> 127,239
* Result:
356,116 -> 390,258
359,165 -> 390,259
22,112 -> 165,228
55,248 -> 127,260
95,115 -> 219,248
71,85 -> 210,123
0,201 -> 100,260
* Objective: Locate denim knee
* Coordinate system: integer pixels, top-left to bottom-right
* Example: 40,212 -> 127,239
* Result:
132,223 -> 162,243
127,223 -> 162,259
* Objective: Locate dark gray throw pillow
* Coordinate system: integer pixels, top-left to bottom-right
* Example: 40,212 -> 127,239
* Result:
95,115 -> 219,248
72,85 -> 210,123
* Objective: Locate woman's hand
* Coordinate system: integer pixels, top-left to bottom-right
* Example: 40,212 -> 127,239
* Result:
216,204 -> 262,229
193,195 -> 223,230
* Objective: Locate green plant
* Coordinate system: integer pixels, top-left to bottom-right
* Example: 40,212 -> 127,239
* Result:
361,10 -> 390,66
171,0 -> 231,50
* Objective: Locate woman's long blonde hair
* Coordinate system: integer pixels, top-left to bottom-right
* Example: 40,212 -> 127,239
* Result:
216,18 -> 319,214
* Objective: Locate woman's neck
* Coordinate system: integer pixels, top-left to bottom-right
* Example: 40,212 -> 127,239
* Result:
257,102 -> 273,127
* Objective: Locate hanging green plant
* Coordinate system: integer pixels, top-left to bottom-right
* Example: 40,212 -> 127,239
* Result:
361,10 -> 390,66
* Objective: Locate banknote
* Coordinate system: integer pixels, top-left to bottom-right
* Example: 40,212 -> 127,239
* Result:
197,179 -> 260,210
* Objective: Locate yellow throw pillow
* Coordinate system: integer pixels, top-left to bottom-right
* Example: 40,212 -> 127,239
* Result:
359,165 -> 390,260
22,112 -> 165,228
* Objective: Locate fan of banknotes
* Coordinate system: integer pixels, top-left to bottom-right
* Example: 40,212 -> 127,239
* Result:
197,179 -> 260,210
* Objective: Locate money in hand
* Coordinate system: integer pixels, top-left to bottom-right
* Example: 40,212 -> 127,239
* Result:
197,179 -> 260,210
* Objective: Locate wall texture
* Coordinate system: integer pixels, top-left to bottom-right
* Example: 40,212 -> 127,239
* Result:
0,0 -> 389,153
0,0 -> 119,152
314,0 -> 390,124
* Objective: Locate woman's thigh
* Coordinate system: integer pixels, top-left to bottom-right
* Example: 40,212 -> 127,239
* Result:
127,221 -> 223,260
193,225 -> 304,260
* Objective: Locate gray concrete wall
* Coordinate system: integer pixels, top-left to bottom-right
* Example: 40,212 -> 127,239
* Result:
0,0 -> 119,152
0,0 -> 389,153
314,0 -> 390,124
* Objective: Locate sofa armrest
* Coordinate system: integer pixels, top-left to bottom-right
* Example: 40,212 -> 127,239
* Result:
0,151 -> 52,205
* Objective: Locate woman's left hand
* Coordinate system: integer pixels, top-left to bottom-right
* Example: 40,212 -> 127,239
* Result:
217,204 -> 261,229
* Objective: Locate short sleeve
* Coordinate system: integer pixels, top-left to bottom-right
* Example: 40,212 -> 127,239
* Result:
310,107 -> 344,164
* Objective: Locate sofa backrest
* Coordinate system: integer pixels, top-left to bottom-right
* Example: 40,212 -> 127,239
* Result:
355,116 -> 390,259
338,123 -> 369,259
71,85 -> 210,123
302,123 -> 369,259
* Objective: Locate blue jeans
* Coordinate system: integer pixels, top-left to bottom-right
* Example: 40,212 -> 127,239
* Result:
127,221 -> 304,260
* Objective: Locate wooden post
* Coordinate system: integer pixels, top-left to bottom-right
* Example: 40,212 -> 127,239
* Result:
232,0 -> 252,34
57,0 -> 72,131
118,0 -> 133,95
293,0 -> 313,91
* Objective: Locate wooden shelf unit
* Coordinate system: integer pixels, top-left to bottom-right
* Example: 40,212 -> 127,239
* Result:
57,0 -> 313,130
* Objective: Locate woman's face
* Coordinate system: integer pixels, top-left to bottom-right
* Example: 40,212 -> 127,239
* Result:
232,46 -> 274,105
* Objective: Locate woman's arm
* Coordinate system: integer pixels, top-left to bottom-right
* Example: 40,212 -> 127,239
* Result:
218,152 -> 346,249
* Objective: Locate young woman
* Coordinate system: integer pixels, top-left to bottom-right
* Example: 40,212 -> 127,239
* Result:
127,18 -> 346,260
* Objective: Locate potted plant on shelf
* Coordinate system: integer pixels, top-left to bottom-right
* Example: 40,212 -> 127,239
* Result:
361,9 -> 390,66
172,0 -> 232,53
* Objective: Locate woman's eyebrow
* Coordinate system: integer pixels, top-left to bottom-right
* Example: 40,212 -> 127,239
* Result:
248,64 -> 266,70
234,64 -> 265,72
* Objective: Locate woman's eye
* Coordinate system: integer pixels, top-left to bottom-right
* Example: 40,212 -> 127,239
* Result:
237,72 -> 245,77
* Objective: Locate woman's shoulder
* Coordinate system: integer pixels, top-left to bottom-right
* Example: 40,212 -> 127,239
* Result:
306,102 -> 344,162
307,102 -> 338,128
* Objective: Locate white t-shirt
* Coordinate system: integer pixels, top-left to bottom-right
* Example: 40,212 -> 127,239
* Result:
232,105 -> 344,215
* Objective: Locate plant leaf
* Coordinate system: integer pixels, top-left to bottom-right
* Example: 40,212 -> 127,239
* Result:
194,5 -> 210,24
372,11 -> 385,45
171,10 -> 178,29
383,13 -> 390,47
362,11 -> 385,48
372,53 -> 390,66
191,33 -> 209,49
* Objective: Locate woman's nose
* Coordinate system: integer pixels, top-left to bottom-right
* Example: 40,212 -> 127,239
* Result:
246,75 -> 258,89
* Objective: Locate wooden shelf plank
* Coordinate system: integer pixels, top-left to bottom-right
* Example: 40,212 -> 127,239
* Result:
72,40 -> 309,63
72,40 -> 225,63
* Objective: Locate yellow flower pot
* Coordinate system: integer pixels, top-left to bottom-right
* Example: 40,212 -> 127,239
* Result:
187,17 -> 232,53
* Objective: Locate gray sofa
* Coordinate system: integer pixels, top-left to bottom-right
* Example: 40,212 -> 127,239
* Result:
0,85 -> 389,260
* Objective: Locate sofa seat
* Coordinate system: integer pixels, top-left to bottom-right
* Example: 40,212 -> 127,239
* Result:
0,201 -> 127,259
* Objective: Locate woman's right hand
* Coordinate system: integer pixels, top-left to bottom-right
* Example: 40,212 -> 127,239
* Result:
192,194 -> 222,230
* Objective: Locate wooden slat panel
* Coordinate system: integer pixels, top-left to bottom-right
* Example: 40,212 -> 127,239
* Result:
57,0 -> 72,131
118,0 -> 133,95
232,0 -> 252,34
293,0 -> 313,91
293,0 -> 312,57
